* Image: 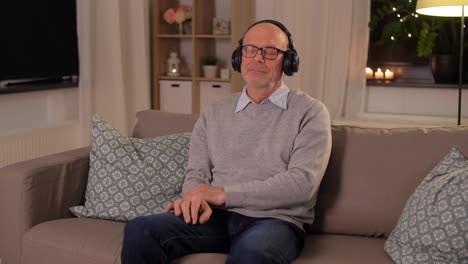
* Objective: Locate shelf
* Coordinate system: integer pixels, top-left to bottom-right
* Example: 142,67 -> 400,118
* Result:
159,76 -> 193,81
195,77 -> 230,82
158,34 -> 231,39
158,34 -> 194,38
159,76 -> 231,82
195,34 -> 231,39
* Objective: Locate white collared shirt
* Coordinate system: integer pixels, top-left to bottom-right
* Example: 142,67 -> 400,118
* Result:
234,83 -> 290,113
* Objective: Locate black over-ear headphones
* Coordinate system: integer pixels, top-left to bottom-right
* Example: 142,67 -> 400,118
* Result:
231,19 -> 299,76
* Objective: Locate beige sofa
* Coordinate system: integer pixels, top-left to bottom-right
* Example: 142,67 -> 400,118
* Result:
1,110 -> 468,264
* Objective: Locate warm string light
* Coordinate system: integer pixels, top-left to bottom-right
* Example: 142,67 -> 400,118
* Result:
389,4 -> 420,42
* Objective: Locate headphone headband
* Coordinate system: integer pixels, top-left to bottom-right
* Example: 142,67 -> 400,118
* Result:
240,19 -> 295,51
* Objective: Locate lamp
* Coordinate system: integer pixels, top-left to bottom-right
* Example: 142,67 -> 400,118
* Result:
416,0 -> 468,125
167,52 -> 181,77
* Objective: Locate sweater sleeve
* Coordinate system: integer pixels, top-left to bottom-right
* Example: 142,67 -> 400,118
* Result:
182,113 -> 213,194
223,103 -> 332,210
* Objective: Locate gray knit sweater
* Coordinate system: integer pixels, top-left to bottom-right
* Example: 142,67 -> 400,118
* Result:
182,89 -> 332,229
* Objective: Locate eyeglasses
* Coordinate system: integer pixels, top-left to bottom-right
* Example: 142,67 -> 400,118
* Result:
241,45 -> 287,60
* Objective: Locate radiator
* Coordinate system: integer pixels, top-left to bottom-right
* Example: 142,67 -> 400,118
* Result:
0,122 -> 81,168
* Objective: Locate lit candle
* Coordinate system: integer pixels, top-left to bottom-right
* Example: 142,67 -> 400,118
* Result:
374,68 -> 384,80
384,69 -> 394,80
365,67 -> 374,79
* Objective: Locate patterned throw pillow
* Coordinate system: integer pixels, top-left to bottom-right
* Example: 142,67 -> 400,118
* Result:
384,147 -> 468,263
70,114 -> 191,222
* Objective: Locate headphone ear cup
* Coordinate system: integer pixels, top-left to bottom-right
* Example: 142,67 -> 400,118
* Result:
283,49 -> 299,76
231,47 -> 243,72
290,49 -> 299,74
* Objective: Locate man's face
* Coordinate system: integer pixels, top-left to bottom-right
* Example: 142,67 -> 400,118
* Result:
240,23 -> 288,90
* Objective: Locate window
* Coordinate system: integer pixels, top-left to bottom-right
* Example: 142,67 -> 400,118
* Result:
367,0 -> 464,86
364,0 -> 468,124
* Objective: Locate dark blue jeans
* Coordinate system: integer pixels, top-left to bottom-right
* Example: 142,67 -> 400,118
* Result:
121,209 -> 305,264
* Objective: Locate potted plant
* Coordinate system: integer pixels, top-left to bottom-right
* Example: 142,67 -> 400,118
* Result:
201,55 -> 218,78
369,0 -> 463,83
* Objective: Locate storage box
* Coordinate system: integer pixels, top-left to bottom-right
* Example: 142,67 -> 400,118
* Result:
159,80 -> 192,114
200,81 -> 231,112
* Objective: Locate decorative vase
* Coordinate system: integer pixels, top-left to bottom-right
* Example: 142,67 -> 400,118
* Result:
178,23 -> 183,34
203,65 -> 217,78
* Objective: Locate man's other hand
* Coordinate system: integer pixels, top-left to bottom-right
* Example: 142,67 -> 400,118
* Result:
186,184 -> 226,207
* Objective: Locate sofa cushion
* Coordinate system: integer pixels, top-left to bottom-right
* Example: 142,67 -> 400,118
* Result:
311,125 -> 468,238
70,115 -> 191,221
295,234 -> 393,263
384,147 -> 468,263
174,234 -> 393,264
22,219 -> 392,264
132,110 -> 199,138
22,218 -> 125,264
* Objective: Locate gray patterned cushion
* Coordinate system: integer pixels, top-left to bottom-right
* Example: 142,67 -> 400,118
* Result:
384,147 -> 468,263
70,114 -> 191,221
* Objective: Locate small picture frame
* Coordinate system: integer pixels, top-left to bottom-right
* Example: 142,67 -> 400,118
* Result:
212,18 -> 230,35
220,68 -> 230,79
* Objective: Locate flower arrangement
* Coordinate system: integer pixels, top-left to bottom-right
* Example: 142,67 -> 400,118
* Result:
163,6 -> 192,34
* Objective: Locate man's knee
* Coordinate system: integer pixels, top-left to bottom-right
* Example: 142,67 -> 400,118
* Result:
124,216 -> 152,247
124,213 -> 176,243
122,214 -> 176,263
227,220 -> 304,264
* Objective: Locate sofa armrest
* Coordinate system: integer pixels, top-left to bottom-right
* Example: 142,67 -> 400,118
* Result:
0,147 -> 90,264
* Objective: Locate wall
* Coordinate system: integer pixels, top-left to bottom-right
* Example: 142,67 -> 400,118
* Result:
0,88 -> 80,167
362,85 -> 468,125
0,88 -> 79,133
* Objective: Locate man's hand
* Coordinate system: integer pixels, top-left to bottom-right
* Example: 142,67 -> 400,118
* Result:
164,184 -> 226,224
165,198 -> 212,225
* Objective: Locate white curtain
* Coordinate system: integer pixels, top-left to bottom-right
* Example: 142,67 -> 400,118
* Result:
256,0 -> 370,120
76,0 -> 151,145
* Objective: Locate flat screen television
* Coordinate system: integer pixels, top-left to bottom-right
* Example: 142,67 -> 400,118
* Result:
0,0 -> 79,87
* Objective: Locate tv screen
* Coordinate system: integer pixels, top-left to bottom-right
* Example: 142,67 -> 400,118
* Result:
0,0 -> 79,85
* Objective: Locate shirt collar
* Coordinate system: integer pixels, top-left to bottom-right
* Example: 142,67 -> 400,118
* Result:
235,83 -> 290,113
